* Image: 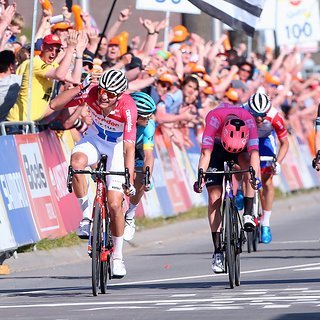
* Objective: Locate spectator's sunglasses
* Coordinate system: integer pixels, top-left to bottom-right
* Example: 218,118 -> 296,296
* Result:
98,88 -> 117,99
181,49 -> 192,54
158,81 -> 171,89
240,67 -> 251,73
45,46 -> 61,54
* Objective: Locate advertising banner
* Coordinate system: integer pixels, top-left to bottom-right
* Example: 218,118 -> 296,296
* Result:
0,191 -> 17,253
0,135 -> 39,246
39,130 -> 82,232
155,129 -> 192,213
136,0 -> 201,14
15,134 -> 67,239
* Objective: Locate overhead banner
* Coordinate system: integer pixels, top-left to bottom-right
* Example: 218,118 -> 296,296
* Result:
136,0 -> 201,14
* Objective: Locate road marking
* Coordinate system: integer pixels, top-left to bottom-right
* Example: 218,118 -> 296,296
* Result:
263,305 -> 290,309
295,267 -> 320,271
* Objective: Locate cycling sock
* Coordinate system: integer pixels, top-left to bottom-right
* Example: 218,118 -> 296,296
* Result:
112,236 -> 124,260
78,195 -> 91,220
244,197 -> 254,216
262,210 -> 272,227
125,203 -> 138,220
212,232 -> 222,253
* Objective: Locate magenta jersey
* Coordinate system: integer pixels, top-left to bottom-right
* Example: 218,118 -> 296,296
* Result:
64,86 -> 137,143
202,104 -> 259,153
256,106 -> 288,140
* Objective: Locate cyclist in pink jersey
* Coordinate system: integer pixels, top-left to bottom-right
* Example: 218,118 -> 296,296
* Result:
50,69 -> 137,278
243,93 -> 289,244
194,102 -> 260,273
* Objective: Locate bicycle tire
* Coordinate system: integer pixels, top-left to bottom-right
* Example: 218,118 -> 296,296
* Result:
246,230 -> 253,253
91,205 -> 102,296
100,213 -> 112,294
234,208 -> 241,286
224,198 -> 235,289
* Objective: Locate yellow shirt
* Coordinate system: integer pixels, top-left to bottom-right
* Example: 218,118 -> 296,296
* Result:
7,55 -> 58,122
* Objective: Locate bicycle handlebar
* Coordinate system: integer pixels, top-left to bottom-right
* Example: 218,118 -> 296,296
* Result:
67,166 -> 130,193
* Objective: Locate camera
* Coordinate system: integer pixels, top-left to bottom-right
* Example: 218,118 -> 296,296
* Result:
49,15 -> 65,25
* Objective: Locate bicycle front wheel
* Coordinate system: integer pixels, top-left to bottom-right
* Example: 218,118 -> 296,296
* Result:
234,209 -> 241,286
91,205 -> 102,296
224,199 -> 235,289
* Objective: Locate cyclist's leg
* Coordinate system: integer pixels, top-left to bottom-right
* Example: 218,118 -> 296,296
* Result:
71,137 -> 100,237
206,143 -> 224,273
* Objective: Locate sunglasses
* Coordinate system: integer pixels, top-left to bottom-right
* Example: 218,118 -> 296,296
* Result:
181,49 -> 192,54
45,46 -> 61,54
240,68 -> 251,73
98,88 -> 118,99
251,111 -> 267,118
138,114 -> 152,120
158,81 -> 171,89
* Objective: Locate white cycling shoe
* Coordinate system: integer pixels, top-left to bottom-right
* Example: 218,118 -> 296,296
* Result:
243,214 -> 255,232
123,218 -> 136,241
212,253 -> 224,274
112,259 -> 126,278
76,218 -> 91,239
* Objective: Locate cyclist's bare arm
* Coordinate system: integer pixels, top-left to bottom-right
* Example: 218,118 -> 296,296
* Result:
50,85 -> 82,111
124,140 -> 136,185
143,149 -> 154,176
198,148 -> 212,173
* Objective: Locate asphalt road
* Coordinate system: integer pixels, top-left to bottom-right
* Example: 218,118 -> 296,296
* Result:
1,191 -> 320,320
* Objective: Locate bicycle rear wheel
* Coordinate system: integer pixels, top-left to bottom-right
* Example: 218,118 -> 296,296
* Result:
224,199 -> 235,289
91,205 -> 102,296
234,209 -> 241,286
246,231 -> 253,253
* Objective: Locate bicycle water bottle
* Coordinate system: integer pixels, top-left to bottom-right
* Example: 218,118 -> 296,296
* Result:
235,189 -> 244,211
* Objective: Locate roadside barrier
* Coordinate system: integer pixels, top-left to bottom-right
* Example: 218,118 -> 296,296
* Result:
0,126 -> 319,257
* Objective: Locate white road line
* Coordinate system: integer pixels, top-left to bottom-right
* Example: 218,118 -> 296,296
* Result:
295,267 -> 320,271
263,305 -> 290,309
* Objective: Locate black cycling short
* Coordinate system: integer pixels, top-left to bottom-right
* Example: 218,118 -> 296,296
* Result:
205,142 -> 244,187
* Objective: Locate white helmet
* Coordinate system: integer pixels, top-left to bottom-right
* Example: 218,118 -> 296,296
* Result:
99,69 -> 128,95
247,93 -> 271,115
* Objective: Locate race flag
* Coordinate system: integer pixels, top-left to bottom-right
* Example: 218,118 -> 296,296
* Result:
188,0 -> 265,37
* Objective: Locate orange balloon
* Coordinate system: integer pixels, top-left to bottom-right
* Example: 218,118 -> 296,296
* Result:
72,4 -> 84,31
39,0 -> 53,14
117,31 -> 129,55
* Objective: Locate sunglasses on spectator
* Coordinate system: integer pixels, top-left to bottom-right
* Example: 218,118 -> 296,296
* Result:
181,49 -> 192,54
98,88 -> 118,99
240,67 -> 251,73
158,81 -> 171,89
45,47 -> 61,54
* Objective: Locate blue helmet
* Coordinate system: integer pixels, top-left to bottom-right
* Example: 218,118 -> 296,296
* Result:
130,92 -> 156,117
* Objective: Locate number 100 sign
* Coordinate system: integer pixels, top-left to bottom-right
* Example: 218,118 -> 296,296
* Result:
276,0 -> 320,45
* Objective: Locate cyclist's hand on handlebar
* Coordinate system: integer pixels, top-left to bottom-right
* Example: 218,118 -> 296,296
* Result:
193,180 -> 205,193
123,183 -> 136,197
312,151 -> 320,171
144,182 -> 153,192
80,74 -> 92,91
273,161 -> 281,175
250,177 -> 262,190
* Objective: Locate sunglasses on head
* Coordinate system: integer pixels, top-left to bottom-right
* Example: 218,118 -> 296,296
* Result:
98,88 -> 118,99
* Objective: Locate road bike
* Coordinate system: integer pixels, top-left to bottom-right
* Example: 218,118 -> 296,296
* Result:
67,155 -> 130,296
246,155 -> 276,253
197,161 -> 257,289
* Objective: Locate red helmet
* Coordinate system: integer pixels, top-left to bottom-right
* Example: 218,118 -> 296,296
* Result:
221,116 -> 249,153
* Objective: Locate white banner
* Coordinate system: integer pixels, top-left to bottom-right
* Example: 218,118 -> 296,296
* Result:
276,0 -> 320,45
136,0 -> 201,14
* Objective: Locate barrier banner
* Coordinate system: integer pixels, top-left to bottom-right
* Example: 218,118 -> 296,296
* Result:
154,129 -> 192,213
152,149 -> 174,216
0,135 -> 39,246
39,130 -> 82,232
15,134 -> 67,239
0,190 -> 17,253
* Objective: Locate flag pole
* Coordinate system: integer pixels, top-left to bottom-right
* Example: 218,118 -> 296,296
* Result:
27,0 -> 39,122
163,11 -> 170,50
95,0 -> 117,56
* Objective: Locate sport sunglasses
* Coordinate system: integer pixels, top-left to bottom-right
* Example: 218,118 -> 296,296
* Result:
98,88 -> 118,99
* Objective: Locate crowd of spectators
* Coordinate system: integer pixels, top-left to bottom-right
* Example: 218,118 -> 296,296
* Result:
0,1 -> 319,153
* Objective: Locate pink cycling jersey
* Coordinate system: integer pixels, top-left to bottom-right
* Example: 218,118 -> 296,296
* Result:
202,104 -> 259,153
256,106 -> 288,140
64,85 -> 137,143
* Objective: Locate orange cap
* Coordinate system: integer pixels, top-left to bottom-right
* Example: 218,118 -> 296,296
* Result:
265,72 -> 281,85
203,86 -> 215,95
224,88 -> 239,102
158,73 -> 174,85
108,37 -> 120,46
171,25 -> 189,43
203,74 -> 212,84
192,64 -> 206,74
51,22 -> 73,31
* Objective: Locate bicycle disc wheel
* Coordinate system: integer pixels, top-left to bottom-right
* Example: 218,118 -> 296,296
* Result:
91,205 -> 102,296
225,199 -> 235,289
100,215 -> 112,294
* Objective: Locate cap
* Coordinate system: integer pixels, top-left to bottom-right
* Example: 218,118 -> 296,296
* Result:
82,49 -> 94,66
43,34 -> 62,46
231,79 -> 248,92
126,56 -> 143,70
265,72 -> 281,86
203,86 -> 215,95
224,88 -> 239,102
158,73 -> 174,85
51,22 -> 73,31
156,50 -> 170,60
108,37 -> 120,46
171,25 -> 189,43
191,64 -> 206,74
